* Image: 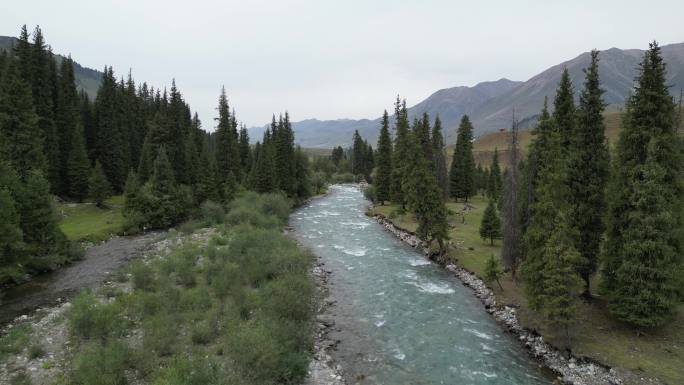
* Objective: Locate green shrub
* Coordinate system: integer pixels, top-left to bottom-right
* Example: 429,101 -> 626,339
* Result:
224,206 -> 280,229
190,320 -> 214,345
130,260 -> 155,291
257,193 -> 291,223
152,356 -> 224,385
261,273 -> 314,323
160,247 -> 197,287
28,343 -> 45,359
200,200 -> 225,225
0,323 -> 32,361
225,320 -> 309,384
67,292 -> 126,341
363,184 -> 377,203
71,341 -> 129,385
329,172 -> 355,184
142,313 -> 178,357
178,286 -> 212,312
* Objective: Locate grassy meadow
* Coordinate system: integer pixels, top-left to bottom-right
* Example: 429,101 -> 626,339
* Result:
56,195 -> 125,242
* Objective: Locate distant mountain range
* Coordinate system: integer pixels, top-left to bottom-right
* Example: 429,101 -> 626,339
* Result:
0,36 -> 102,98
250,42 -> 684,148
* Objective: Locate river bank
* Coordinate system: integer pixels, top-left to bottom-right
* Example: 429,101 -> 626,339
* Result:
0,232 -> 162,327
373,213 -> 624,385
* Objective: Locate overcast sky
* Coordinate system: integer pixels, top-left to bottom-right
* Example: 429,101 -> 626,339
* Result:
2,0 -> 683,128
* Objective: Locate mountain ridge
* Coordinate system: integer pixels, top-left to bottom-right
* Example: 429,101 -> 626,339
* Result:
260,42 -> 684,148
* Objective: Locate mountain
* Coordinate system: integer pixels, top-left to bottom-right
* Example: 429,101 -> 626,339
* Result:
406,78 -> 522,143
265,42 -> 684,148
0,36 -> 102,98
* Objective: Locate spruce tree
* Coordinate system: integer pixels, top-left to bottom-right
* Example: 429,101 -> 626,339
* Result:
29,27 -> 60,190
89,160 -> 111,208
0,61 -> 45,178
351,130 -> 366,177
67,126 -> 91,201
13,25 -> 32,82
554,68 -> 576,151
449,115 -> 476,201
17,171 -> 67,267
195,144 -> 220,203
484,254 -> 504,290
521,100 -> 568,310
293,146 -> 312,199
375,110 -> 393,204
166,80 -> 191,184
501,118 -> 522,273
138,111 -> 170,182
391,97 -> 411,208
215,87 -> 240,186
405,135 -> 449,253
539,215 -> 582,344
486,148 -> 502,201
252,130 -> 276,194
123,170 -> 141,217
94,67 -> 126,191
238,125 -> 251,177
567,50 -> 610,294
0,167 -> 25,282
55,56 -> 80,196
415,112 -> 433,167
432,115 -> 448,199
602,42 -> 683,328
479,199 -> 502,245
274,112 -> 296,195
519,98 -> 552,242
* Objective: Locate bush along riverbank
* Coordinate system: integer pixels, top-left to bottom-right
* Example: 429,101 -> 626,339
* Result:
0,192 -> 316,385
373,213 -> 624,385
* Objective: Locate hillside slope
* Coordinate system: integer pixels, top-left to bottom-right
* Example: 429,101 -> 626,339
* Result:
0,35 -> 102,98
272,42 -> 684,148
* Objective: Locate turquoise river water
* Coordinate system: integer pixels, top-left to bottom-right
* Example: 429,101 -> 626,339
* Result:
291,185 -> 551,385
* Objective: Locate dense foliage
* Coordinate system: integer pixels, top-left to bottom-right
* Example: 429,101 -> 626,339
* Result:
0,25 -> 316,284
66,193 -> 314,385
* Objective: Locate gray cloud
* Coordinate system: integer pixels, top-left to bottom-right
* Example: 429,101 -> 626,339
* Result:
3,0 -> 683,128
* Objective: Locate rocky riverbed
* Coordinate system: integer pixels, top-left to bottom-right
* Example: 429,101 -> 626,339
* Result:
305,260 -> 346,385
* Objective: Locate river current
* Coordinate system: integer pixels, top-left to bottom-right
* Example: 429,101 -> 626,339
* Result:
291,185 -> 550,385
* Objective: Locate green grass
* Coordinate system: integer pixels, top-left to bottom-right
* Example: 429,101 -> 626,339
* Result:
371,196 -> 684,385
0,323 -> 32,362
62,193 -> 314,385
57,195 -> 125,242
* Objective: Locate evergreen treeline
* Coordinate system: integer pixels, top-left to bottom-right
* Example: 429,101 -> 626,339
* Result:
365,42 -> 682,336
508,43 -> 683,334
369,98 -> 450,254
0,25 -> 314,284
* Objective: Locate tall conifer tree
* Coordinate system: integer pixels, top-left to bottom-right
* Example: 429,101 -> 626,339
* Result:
501,117 -> 522,273
432,115 -> 448,199
0,61 -> 45,178
215,87 -> 240,187
602,42 -> 683,327
67,126 -> 91,201
449,115 -> 476,201
375,110 -> 393,204
568,50 -> 610,294
391,97 -> 411,208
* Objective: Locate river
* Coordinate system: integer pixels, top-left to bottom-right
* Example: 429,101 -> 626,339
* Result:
292,185 -> 551,385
